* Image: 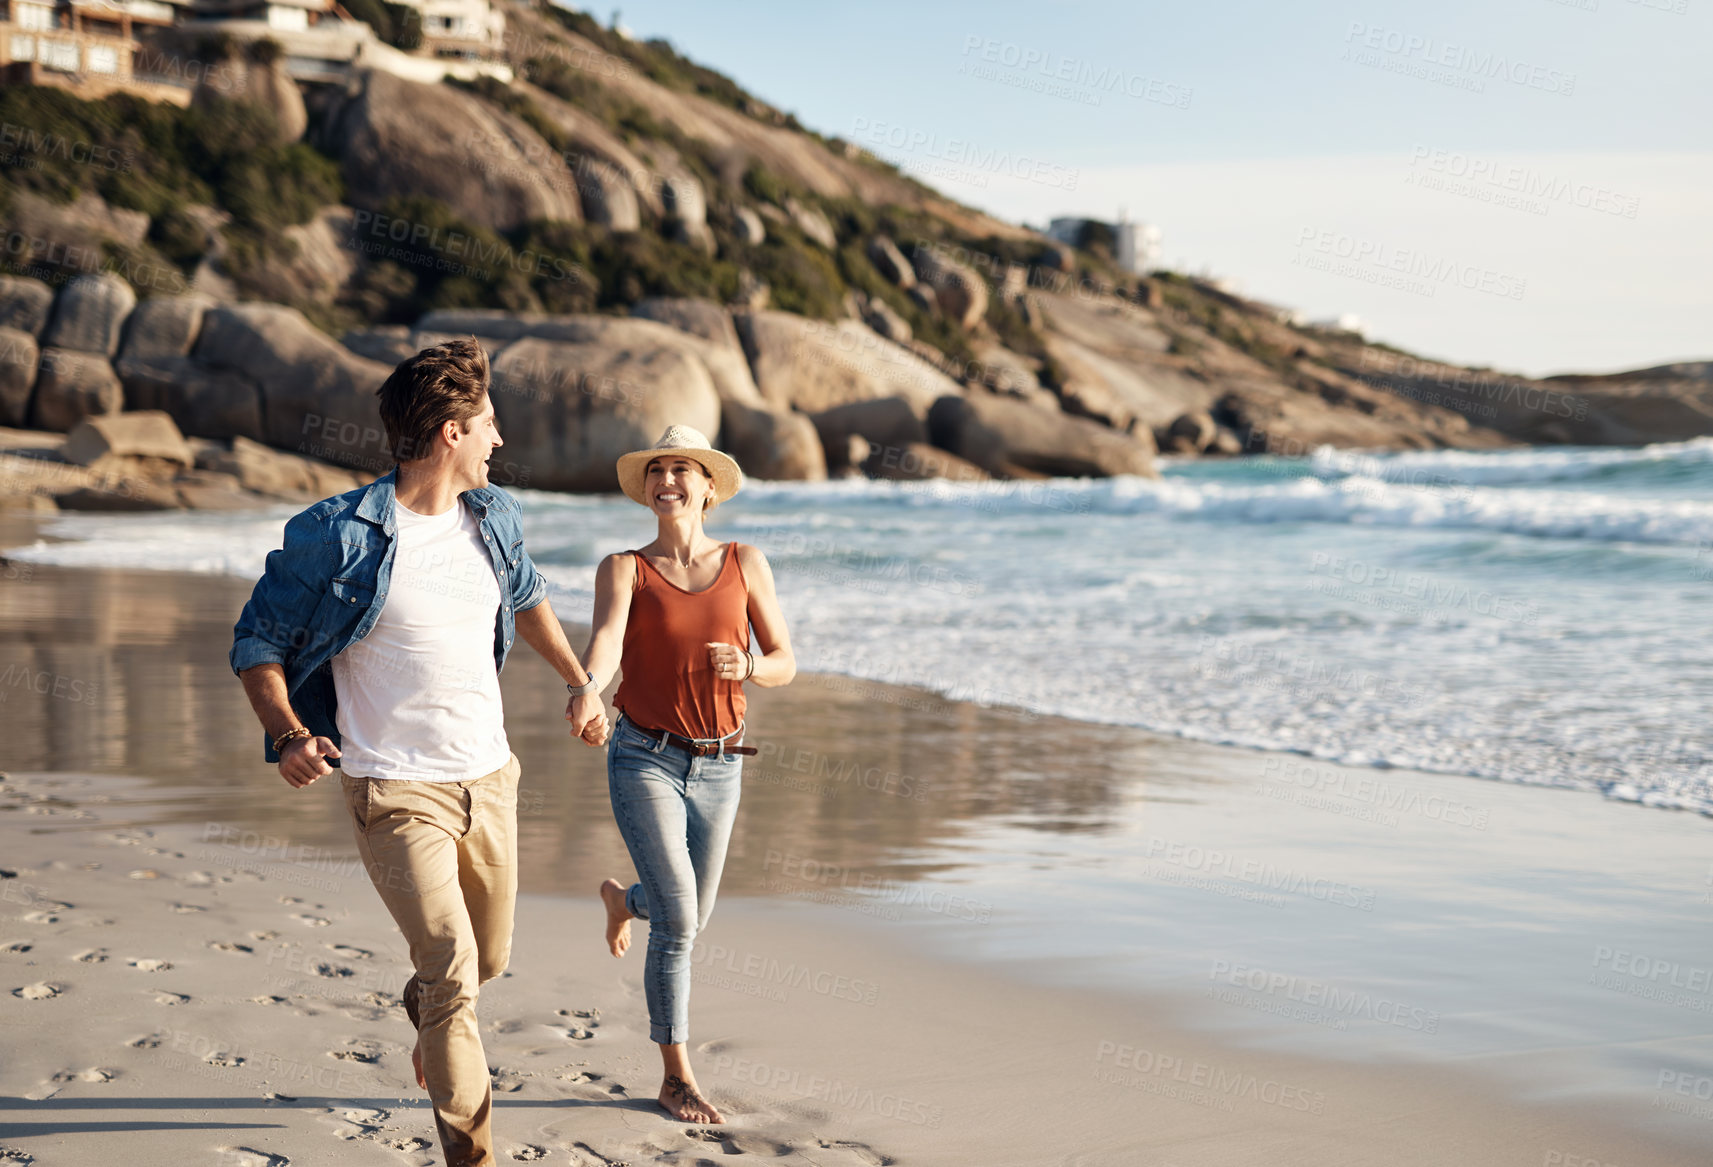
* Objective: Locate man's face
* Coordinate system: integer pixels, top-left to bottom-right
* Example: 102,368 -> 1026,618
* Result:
450,393 -> 503,491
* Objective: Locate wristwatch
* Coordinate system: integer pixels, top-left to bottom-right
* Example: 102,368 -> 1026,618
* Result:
566,675 -> 600,697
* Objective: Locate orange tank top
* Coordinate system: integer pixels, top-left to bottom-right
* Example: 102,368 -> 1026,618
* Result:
615,544 -> 751,740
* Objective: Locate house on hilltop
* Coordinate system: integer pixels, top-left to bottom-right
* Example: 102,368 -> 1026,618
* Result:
0,0 -> 197,103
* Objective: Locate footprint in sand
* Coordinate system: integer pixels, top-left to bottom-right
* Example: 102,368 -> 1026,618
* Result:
126,869 -> 161,880
208,941 -> 255,955
128,958 -> 173,972
278,896 -> 304,905
510,1146 -> 549,1161
126,1034 -> 162,1049
292,914 -> 331,928
21,910 -> 63,925
688,1129 -> 797,1158
219,1149 -> 288,1167
489,1067 -> 531,1093
250,931 -> 279,942
328,1040 -> 382,1065
1,941 -> 33,954
554,1008 -> 599,1040
307,961 -> 354,979
51,1068 -> 115,1084
12,982 -> 61,999
204,1050 -> 246,1069
169,903 -> 206,914
325,944 -> 371,960
814,1139 -> 894,1166
250,995 -> 290,1006
150,989 -> 190,1006
74,949 -> 108,964
0,1146 -> 34,1165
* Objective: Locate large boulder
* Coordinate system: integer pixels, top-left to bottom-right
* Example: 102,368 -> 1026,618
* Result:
316,67 -> 581,232
117,293 -> 216,363
116,354 -> 265,442
1158,411 -> 1219,454
418,307 -> 763,407
412,308 -> 540,343
720,400 -> 827,482
785,198 -> 836,249
5,191 -> 153,285
733,206 -> 766,245
62,410 -> 194,472
195,436 -> 365,499
660,171 -> 713,252
0,276 -> 54,338
736,311 -> 963,415
341,325 -> 417,366
810,397 -> 927,461
30,348 -> 123,432
629,297 -> 741,350
862,441 -> 990,483
911,244 -> 988,330
866,236 -> 916,290
191,40 -> 307,142
0,326 -> 39,427
574,158 -> 642,231
488,336 -> 721,492
863,300 -> 912,345
43,272 -> 137,356
627,299 -> 764,405
929,391 -> 1157,479
526,315 -> 762,407
194,304 -> 391,468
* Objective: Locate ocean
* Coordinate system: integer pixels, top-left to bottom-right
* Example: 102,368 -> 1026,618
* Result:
17,437 -> 1711,815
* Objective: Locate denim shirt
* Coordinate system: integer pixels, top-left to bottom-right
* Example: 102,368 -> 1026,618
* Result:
229,469 -> 548,763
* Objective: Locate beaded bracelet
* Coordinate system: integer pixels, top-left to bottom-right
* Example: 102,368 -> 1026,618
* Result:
273,725 -> 313,754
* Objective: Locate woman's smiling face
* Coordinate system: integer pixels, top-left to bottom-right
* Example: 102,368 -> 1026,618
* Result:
646,456 -> 714,514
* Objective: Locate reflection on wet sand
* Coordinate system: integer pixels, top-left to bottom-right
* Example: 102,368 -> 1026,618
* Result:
0,558 -> 1155,900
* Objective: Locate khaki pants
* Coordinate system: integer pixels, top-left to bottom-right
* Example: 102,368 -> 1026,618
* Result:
341,754 -> 521,1167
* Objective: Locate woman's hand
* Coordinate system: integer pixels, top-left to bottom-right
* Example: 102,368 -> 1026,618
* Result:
580,713 -> 611,747
706,642 -> 750,681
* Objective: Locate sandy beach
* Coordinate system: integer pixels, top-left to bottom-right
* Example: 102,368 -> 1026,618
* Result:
3,537 -> 1712,1166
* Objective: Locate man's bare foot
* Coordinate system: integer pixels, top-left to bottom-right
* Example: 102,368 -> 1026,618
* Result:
600,878 -> 632,958
411,1040 -> 425,1089
660,1073 -> 724,1124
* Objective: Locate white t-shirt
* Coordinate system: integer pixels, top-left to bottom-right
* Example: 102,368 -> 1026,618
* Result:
331,499 -> 510,782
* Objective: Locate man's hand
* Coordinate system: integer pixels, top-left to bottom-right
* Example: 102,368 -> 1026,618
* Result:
279,735 -> 341,788
566,692 -> 606,743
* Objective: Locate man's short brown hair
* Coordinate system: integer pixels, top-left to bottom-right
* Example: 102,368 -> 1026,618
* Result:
376,337 -> 491,462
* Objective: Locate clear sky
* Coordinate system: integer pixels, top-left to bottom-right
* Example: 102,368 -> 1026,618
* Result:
591,0 -> 1710,378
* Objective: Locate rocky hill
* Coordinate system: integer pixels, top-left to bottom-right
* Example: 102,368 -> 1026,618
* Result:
0,2 -> 1706,509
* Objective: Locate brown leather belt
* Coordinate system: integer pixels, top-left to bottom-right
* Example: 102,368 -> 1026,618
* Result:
628,720 -> 758,757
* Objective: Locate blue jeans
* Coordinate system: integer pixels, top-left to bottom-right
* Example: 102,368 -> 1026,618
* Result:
607,713 -> 744,1045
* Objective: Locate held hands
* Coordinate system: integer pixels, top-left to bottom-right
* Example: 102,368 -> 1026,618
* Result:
567,692 -> 610,747
278,735 -> 341,788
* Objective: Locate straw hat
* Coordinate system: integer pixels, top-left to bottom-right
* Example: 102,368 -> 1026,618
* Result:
616,425 -> 745,507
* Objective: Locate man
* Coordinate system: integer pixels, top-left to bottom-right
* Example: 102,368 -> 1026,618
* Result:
230,337 -> 609,1167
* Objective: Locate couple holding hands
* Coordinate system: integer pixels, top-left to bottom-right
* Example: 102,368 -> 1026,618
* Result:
230,338 -> 794,1166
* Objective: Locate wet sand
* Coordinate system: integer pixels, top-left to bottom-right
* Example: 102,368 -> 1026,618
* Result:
2,542 -> 1712,1165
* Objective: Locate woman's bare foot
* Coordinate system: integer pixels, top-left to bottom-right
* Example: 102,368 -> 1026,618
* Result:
411,1040 -> 425,1088
659,1073 -> 724,1124
600,878 -> 632,958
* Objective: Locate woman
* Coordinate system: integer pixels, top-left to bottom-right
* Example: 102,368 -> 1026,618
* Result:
578,425 -> 795,1124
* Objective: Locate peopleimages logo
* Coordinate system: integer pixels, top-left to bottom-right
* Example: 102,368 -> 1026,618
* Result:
1341,22 -> 1577,95
849,117 -> 1079,191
